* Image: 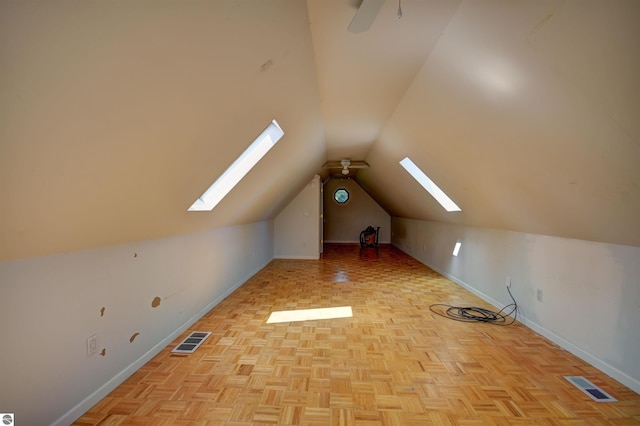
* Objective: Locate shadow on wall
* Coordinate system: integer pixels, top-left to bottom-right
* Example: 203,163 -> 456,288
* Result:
392,217 -> 407,242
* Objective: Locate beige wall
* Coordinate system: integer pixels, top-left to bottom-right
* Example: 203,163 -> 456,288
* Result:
274,175 -> 321,259
323,178 -> 390,244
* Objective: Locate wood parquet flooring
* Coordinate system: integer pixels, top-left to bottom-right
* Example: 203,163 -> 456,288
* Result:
75,244 -> 640,425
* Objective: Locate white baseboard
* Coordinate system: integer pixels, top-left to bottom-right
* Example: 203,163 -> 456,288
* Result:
415,253 -> 640,396
52,258 -> 271,426
324,240 -> 391,244
274,254 -> 319,259
519,318 -> 640,395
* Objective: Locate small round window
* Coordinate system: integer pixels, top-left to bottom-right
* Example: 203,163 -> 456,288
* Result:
334,188 -> 350,204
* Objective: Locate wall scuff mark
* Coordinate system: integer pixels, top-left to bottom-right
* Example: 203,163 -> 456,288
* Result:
100,307 -> 105,317
100,348 -> 106,356
130,332 -> 140,343
261,59 -> 273,72
151,297 -> 161,308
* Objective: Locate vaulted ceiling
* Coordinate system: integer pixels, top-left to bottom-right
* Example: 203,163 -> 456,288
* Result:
1,0 -> 639,261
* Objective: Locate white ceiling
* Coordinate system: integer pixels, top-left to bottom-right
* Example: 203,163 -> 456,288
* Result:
1,0 -> 639,261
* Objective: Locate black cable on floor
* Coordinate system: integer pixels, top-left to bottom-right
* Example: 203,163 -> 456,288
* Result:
429,286 -> 518,326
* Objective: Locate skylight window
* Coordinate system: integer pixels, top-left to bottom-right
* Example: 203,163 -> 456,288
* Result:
399,157 -> 461,212
188,120 -> 284,211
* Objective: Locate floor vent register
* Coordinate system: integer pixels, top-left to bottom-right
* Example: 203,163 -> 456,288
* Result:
564,376 -> 617,402
171,331 -> 212,354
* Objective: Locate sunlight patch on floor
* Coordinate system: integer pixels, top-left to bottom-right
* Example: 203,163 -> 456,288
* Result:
266,306 -> 353,323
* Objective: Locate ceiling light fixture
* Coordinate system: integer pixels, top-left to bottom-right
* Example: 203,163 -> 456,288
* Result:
341,159 -> 351,175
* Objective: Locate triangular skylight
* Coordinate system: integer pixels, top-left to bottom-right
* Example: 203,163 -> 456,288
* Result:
188,120 -> 284,211
399,157 -> 461,212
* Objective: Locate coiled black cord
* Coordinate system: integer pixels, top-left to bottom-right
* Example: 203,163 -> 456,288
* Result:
429,286 -> 518,326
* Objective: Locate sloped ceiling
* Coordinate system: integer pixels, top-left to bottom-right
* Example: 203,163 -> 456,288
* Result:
358,0 -> 640,246
1,0 -> 639,261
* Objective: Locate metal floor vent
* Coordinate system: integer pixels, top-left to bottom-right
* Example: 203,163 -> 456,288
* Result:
564,376 -> 617,402
171,331 -> 211,354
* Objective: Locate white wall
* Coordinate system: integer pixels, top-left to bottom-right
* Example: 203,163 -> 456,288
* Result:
391,217 -> 640,395
274,175 -> 321,259
0,221 -> 274,426
323,178 -> 390,244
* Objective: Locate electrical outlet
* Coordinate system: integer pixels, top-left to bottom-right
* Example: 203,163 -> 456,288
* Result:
505,276 -> 511,288
87,334 -> 98,357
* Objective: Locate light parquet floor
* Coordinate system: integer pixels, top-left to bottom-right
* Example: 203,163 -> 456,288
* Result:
75,244 -> 640,425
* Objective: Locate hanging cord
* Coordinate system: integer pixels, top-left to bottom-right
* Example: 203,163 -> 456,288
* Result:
397,0 -> 403,18
429,286 -> 518,326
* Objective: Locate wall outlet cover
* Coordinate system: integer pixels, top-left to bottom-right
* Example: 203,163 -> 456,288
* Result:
87,334 -> 98,357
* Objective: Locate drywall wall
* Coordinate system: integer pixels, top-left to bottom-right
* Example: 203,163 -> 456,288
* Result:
0,0 -> 325,262
391,217 -> 640,395
0,221 -> 274,426
323,178 -> 390,244
274,175 -> 321,259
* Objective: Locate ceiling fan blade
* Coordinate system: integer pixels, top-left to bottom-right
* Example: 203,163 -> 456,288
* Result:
322,160 -> 369,169
348,0 -> 385,33
322,161 -> 343,169
347,161 -> 369,169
